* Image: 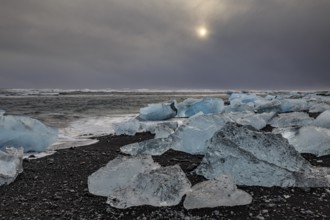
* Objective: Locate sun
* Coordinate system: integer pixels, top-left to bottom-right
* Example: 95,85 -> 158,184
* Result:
196,27 -> 208,38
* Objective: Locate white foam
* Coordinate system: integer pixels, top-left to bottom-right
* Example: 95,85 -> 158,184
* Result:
51,114 -> 137,150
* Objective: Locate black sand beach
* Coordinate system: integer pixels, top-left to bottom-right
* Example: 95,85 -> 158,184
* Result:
1,133 -> 330,220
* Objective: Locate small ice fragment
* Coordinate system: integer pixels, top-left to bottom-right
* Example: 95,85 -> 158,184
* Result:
0,109 -> 5,116
183,175 -> 252,209
176,97 -> 224,118
269,112 -> 313,128
107,165 -> 191,208
313,110 -> 330,128
0,115 -> 58,152
139,101 -> 177,121
0,147 -> 23,186
88,155 -> 160,197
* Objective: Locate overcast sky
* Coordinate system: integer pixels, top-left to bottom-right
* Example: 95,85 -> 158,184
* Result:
1,0 -> 330,90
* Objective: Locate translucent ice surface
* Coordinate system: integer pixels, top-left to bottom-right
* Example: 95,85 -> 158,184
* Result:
121,114 -> 226,155
269,112 -> 314,128
107,165 -> 191,208
275,126 -> 330,157
0,109 -> 4,116
113,119 -> 179,138
313,110 -> 330,128
0,147 -> 23,186
88,155 -> 160,197
0,115 -> 58,152
223,111 -> 275,130
176,97 -> 224,117
196,123 -> 330,187
280,99 -> 309,112
113,119 -> 141,136
139,101 -> 177,121
183,176 -> 252,209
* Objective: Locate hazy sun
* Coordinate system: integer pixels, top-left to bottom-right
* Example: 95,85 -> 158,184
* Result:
197,27 -> 208,38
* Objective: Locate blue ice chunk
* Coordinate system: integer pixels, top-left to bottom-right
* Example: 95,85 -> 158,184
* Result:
229,93 -> 258,103
280,99 -> 309,112
0,115 -> 58,152
139,101 -> 177,121
176,97 -> 224,117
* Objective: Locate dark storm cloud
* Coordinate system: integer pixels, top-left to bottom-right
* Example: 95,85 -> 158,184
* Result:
0,0 -> 329,89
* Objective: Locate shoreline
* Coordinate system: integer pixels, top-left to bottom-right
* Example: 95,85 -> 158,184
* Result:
1,133 -> 330,219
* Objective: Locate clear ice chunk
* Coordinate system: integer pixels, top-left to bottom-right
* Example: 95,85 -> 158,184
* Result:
309,102 -> 330,113
0,147 -> 23,186
107,165 -> 191,208
269,112 -> 314,128
196,123 -> 330,187
112,119 -> 141,136
139,101 -> 177,121
274,126 -> 330,157
0,109 -> 5,116
88,155 -> 160,197
313,110 -> 330,128
183,175 -> 252,209
176,97 -> 224,117
280,99 -> 309,112
113,119 -> 178,138
0,115 -> 58,152
121,114 -> 226,155
223,111 -> 275,130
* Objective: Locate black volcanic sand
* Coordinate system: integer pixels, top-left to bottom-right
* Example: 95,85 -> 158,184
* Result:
1,133 -> 330,220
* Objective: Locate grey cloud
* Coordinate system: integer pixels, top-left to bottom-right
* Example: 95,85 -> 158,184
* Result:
0,0 -> 329,89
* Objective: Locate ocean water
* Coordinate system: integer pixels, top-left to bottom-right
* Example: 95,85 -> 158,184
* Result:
0,89 -> 229,152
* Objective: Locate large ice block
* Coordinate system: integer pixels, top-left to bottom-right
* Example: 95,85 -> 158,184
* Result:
176,97 -> 224,117
313,110 -> 330,128
139,101 -> 177,121
223,111 -> 275,130
196,123 -> 330,187
0,147 -> 23,186
274,126 -> 330,157
183,175 -> 252,209
107,165 -> 191,208
269,112 -> 314,128
0,115 -> 58,152
88,155 -> 160,197
121,114 -> 226,155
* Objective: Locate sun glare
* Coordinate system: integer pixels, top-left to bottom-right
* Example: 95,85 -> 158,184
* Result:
197,27 -> 208,38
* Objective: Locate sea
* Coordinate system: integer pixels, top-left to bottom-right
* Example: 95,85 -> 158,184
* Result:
1,88 -> 327,157
0,89 -> 231,155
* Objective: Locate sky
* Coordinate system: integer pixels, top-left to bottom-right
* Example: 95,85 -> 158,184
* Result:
1,0 -> 330,90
